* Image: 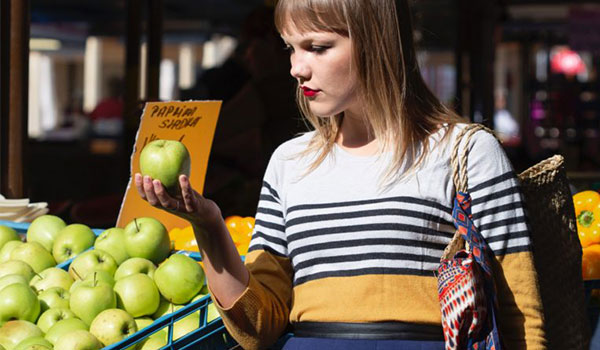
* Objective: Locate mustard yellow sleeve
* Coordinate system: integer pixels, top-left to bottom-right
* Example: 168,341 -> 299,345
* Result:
494,252 -> 547,349
212,250 -> 293,350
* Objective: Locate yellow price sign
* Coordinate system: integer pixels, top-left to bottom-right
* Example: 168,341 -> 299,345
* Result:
117,101 -> 222,232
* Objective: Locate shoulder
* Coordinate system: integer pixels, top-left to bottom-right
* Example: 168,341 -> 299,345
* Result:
263,131 -> 316,182
270,131 -> 315,162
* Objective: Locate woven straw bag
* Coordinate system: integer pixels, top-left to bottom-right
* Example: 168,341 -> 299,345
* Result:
518,154 -> 590,349
451,124 -> 589,349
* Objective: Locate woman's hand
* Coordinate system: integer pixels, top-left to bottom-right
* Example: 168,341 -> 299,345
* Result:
134,173 -> 222,232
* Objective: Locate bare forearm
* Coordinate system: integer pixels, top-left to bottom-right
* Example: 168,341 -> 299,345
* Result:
193,220 -> 250,308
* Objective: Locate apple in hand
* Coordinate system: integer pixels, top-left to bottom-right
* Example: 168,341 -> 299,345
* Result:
114,257 -> 156,280
37,287 -> 70,312
54,329 -> 102,350
70,270 -> 114,293
29,267 -> 74,293
52,224 -> 96,264
94,228 -> 129,265
10,242 -> 56,273
13,336 -> 53,350
0,241 -> 23,263
123,218 -> 170,264
0,274 -> 28,292
0,225 -> 20,251
0,320 -> 43,350
114,273 -> 160,318
0,260 -> 35,282
68,249 -> 117,281
0,283 -> 40,325
139,139 -> 191,195
70,275 -> 117,326
26,215 -> 66,252
89,308 -> 138,350
154,254 -> 204,304
45,318 -> 88,345
36,308 -> 76,333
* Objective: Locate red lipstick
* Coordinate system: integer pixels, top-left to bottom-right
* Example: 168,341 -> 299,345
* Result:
301,86 -> 319,97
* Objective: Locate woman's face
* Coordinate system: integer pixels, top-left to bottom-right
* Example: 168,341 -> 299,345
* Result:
281,28 -> 361,117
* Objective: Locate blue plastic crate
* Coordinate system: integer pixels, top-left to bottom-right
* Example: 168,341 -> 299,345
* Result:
0,219 -> 240,350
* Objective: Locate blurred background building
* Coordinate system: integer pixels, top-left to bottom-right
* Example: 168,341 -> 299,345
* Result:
1,0 -> 600,225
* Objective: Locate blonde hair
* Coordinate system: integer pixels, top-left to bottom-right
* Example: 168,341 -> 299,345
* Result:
275,0 -> 466,181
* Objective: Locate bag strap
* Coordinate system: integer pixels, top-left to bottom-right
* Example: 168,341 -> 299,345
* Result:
442,123 -> 498,260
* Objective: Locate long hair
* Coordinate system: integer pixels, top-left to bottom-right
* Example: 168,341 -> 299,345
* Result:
275,0 -> 465,182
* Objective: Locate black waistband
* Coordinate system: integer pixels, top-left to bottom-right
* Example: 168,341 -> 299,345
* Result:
292,322 -> 444,341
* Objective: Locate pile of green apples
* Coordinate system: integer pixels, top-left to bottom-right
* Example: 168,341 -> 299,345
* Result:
0,215 -> 219,350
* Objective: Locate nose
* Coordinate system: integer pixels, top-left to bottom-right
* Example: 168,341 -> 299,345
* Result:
289,53 -> 310,82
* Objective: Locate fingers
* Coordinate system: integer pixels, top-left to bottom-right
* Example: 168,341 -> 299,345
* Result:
134,173 -> 146,200
142,176 -> 160,206
179,175 -> 196,213
152,179 -> 179,211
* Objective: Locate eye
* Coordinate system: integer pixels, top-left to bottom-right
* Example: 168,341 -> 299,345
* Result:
310,45 -> 329,53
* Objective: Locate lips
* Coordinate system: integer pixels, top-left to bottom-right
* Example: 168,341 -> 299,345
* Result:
301,86 -> 319,97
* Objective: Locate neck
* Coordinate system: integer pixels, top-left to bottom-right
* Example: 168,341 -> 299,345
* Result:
336,112 -> 379,156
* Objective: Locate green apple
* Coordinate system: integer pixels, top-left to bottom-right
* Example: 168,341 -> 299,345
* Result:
68,249 -> 117,281
139,332 -> 167,350
123,218 -> 170,265
10,242 -> 56,273
0,274 -> 28,292
89,309 -> 138,350
54,329 -> 102,350
154,254 -> 204,304
13,344 -> 51,350
0,241 -> 23,263
139,139 -> 191,195
37,287 -> 70,312
94,228 -> 129,265
151,297 -> 173,319
206,303 -> 220,323
69,276 -> 117,326
70,270 -> 114,293
134,317 -> 154,331
0,226 -> 20,251
173,311 -> 200,340
0,283 -> 40,325
26,215 -> 66,252
0,320 -> 43,350
36,308 -> 76,333
29,267 -> 74,293
44,318 -> 88,345
13,336 -> 52,350
0,260 -> 34,281
114,257 -> 156,280
52,224 -> 96,264
114,273 -> 160,318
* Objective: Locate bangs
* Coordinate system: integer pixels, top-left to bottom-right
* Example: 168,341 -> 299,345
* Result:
274,0 -> 349,36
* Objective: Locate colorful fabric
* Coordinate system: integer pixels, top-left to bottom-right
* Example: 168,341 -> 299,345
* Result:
437,192 -> 502,350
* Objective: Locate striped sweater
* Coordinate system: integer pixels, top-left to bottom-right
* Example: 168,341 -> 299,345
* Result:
216,124 -> 546,350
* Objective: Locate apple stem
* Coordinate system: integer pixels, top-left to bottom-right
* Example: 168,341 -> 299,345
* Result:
134,218 -> 140,232
72,267 -> 83,280
93,271 -> 97,287
35,272 -> 43,280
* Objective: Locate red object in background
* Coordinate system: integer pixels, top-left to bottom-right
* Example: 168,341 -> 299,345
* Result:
89,98 -> 123,120
551,48 -> 586,76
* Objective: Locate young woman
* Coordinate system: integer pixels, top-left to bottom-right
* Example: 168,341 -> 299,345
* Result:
135,0 -> 547,349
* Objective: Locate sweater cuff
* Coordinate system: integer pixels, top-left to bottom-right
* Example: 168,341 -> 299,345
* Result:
209,272 -> 263,322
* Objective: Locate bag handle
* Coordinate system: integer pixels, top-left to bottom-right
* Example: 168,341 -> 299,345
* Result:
442,123 -> 498,260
